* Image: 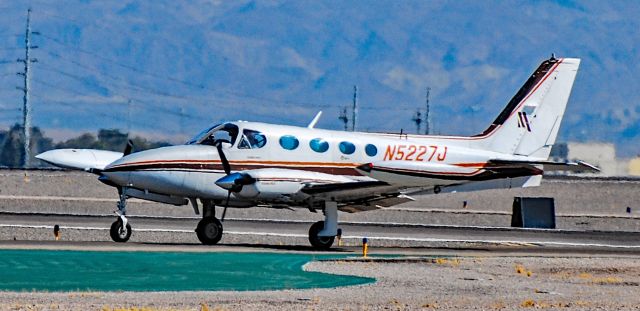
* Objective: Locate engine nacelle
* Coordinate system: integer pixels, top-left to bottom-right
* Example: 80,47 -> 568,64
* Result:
224,168 -> 354,203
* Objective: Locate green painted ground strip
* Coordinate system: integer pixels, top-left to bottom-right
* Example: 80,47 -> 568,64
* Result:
0,250 -> 374,292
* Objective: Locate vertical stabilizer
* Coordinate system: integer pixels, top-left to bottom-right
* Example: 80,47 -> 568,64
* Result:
474,57 -> 580,159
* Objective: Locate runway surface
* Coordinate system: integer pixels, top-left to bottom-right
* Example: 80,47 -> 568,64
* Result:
2,211 -> 640,252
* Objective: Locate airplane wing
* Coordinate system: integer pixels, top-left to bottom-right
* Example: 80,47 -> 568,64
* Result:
301,181 -> 412,213
488,159 -> 600,173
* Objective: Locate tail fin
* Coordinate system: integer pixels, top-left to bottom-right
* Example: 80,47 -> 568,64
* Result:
475,57 -> 580,159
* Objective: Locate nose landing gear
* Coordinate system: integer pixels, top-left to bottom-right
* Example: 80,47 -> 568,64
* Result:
110,218 -> 131,242
110,190 -> 132,242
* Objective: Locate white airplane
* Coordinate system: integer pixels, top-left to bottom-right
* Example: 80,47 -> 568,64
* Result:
36,56 -> 597,249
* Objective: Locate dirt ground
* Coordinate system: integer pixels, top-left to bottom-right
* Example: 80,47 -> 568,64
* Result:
1,251 -> 639,310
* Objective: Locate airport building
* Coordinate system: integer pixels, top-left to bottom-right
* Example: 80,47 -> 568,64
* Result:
551,142 -> 640,177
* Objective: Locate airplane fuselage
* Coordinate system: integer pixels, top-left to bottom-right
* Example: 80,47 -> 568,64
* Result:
101,121 -> 528,207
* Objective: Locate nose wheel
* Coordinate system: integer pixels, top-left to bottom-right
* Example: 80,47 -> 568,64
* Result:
110,188 -> 132,243
110,218 -> 132,242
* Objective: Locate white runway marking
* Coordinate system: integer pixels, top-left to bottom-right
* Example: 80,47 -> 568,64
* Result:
3,224 -> 640,249
1,211 -> 637,233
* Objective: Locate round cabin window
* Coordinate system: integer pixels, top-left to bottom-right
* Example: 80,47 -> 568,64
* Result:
339,141 -> 356,155
309,138 -> 329,153
279,135 -> 299,150
365,144 -> 378,157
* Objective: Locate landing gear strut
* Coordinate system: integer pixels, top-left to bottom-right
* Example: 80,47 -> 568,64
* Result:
110,190 -> 132,242
195,200 -> 223,245
308,201 -> 338,250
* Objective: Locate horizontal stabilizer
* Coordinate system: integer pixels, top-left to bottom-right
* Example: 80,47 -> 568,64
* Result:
489,159 -> 600,173
408,175 -> 543,196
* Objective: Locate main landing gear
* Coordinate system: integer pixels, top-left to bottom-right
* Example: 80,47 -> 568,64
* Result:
308,201 -> 339,250
110,190 -> 132,242
195,200 -> 224,245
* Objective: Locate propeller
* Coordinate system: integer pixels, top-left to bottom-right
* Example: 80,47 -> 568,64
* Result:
215,142 -> 231,175
123,139 -> 134,156
213,137 -> 255,221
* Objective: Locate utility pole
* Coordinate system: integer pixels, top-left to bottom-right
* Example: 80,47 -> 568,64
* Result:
179,105 -> 186,139
351,85 -> 358,132
411,109 -> 422,134
17,8 -> 38,168
338,107 -> 349,131
126,99 -> 132,135
424,87 -> 431,135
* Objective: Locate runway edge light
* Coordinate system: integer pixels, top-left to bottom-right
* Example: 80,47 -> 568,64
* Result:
362,237 -> 368,258
53,224 -> 60,241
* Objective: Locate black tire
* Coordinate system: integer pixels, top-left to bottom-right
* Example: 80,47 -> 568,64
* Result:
308,221 -> 335,250
196,217 -> 224,245
110,219 -> 132,242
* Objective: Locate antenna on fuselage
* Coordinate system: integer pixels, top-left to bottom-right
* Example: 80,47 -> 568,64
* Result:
307,111 -> 323,129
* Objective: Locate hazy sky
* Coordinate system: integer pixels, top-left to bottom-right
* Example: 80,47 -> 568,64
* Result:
0,1 -> 638,155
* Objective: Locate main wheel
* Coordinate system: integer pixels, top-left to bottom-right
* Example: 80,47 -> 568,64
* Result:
110,219 -> 132,242
196,217 -> 223,245
308,221 -> 335,250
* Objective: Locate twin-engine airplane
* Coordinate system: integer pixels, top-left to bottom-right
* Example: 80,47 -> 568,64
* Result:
37,56 -> 597,249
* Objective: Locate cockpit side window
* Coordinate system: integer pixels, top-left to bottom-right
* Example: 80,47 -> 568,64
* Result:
238,129 -> 267,149
193,123 -> 239,146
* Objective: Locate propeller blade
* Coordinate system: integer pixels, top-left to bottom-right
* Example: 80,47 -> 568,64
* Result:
221,191 -> 231,222
123,139 -> 134,156
216,143 -> 231,175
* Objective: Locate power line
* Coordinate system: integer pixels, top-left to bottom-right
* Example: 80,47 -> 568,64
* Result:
40,33 -> 334,108
38,58 -> 199,103
29,92 -> 182,133
30,76 -> 209,122
42,50 -> 345,115
42,39 -> 421,113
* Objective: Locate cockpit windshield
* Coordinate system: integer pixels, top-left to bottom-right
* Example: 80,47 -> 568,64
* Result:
186,123 -> 239,146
